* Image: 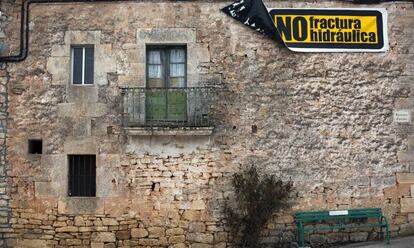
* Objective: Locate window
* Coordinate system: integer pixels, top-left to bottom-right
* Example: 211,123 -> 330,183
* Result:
146,46 -> 187,122
71,46 -> 94,85
68,155 -> 96,197
28,139 -> 42,154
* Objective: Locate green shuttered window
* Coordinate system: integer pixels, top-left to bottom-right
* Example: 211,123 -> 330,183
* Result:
146,46 -> 187,122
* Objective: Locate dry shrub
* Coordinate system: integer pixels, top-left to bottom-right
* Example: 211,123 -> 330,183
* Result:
225,166 -> 293,248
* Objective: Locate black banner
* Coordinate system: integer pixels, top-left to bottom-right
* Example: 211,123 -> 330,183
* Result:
221,0 -> 282,43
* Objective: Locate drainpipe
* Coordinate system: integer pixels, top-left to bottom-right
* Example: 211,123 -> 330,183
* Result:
0,0 -> 135,63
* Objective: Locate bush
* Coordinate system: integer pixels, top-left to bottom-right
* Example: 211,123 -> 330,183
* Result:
225,166 -> 293,248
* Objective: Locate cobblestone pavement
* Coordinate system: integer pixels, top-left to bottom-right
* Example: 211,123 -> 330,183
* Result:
338,235 -> 414,248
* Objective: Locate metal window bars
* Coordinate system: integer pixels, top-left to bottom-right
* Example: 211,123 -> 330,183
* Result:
120,87 -> 217,128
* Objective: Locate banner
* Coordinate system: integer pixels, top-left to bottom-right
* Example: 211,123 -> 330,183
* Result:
222,0 -> 388,52
221,0 -> 282,42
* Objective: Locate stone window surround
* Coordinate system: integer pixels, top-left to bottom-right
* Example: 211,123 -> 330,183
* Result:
48,30 -> 115,87
118,27 -> 210,88
36,153 -> 122,215
45,31 -> 117,214
122,28 -> 214,135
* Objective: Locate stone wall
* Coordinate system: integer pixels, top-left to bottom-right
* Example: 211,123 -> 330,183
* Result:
1,1 -> 414,247
0,0 -> 14,246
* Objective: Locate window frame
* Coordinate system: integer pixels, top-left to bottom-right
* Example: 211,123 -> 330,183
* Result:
146,45 -> 187,88
70,45 -> 95,85
68,154 -> 96,197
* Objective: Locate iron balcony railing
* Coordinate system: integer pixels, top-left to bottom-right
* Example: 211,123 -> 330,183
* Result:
120,87 -> 216,127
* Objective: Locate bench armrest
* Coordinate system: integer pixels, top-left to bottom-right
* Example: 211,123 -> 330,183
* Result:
381,216 -> 388,225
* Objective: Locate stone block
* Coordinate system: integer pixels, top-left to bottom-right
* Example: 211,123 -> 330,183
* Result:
128,62 -> 145,77
187,233 -> 213,244
182,210 -> 200,221
96,167 -> 127,198
275,215 -> 294,224
394,215 -> 408,225
117,74 -> 141,87
131,228 -> 148,238
66,239 -> 82,246
401,198 -> 414,213
102,218 -> 118,226
63,137 -> 97,154
383,184 -> 412,199
58,197 -> 104,215
395,98 -> 414,109
189,222 -> 206,233
399,223 -> 414,236
214,232 -> 228,242
138,238 -> 160,246
116,230 -> 130,240
47,56 -> 70,85
214,243 -> 227,248
408,213 -> 414,223
72,117 -> 91,137
191,243 -> 213,248
137,28 -> 196,44
126,49 -> 143,62
34,182 -> 59,198
195,46 -> 210,63
51,45 -> 68,57
80,226 -> 95,232
85,103 -> 108,117
169,235 -> 186,244
91,243 -> 104,248
148,227 -> 165,238
44,155 -> 67,195
166,228 -> 184,236
172,244 -> 187,248
95,44 -> 116,85
66,85 -> 98,103
349,232 -> 368,242
397,173 -> 414,184
58,102 -> 107,118
74,216 -> 85,226
55,226 -> 78,232
129,200 -> 154,218
57,103 -> 77,117
187,73 -> 200,87
326,233 -> 348,243
398,152 -> 414,162
64,30 -> 101,45
412,185 -> 414,197
122,43 -> 139,50
91,232 -> 116,242
104,197 -> 130,216
191,200 -> 206,210
199,73 -> 222,86
16,239 -> 47,248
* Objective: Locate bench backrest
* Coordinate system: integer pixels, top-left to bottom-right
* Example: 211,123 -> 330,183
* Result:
295,208 -> 383,222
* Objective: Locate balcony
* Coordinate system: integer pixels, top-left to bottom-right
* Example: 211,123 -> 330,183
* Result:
120,87 -> 216,135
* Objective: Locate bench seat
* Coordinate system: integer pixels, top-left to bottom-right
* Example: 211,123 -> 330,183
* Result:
295,208 -> 390,247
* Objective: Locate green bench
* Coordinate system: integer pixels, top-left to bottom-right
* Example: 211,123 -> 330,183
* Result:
295,208 -> 390,247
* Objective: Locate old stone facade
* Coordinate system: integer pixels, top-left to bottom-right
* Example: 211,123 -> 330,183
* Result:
0,0 -> 413,247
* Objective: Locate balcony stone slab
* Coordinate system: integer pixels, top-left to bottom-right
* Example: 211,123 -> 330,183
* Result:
124,126 -> 214,136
